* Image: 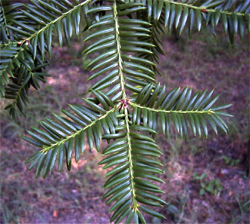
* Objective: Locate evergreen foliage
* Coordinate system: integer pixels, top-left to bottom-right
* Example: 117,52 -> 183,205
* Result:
1,0 -> 249,223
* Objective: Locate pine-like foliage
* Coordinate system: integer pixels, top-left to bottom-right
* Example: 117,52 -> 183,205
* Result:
1,0 -> 249,223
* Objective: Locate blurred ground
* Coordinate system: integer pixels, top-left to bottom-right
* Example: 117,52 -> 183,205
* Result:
0,27 -> 250,223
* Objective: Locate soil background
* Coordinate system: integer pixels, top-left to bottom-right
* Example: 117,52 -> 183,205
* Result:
1,26 -> 250,223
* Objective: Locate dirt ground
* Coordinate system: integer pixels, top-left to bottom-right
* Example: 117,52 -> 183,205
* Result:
0,27 -> 250,223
